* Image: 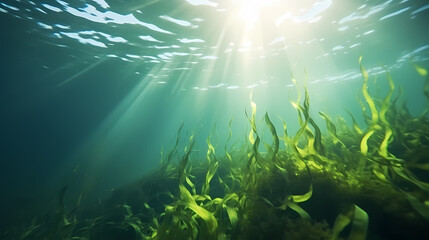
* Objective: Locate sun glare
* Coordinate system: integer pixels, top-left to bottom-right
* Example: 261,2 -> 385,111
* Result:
238,3 -> 260,25
234,0 -> 278,27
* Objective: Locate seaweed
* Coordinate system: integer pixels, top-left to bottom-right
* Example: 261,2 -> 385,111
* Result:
7,61 -> 429,240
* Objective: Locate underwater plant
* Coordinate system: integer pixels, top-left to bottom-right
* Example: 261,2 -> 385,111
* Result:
6,60 -> 429,240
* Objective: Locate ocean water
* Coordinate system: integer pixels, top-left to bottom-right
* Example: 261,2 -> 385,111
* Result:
1,0 -> 429,239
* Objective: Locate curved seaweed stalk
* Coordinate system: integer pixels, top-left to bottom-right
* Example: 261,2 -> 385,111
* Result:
331,204 -> 368,240
15,62 -> 429,240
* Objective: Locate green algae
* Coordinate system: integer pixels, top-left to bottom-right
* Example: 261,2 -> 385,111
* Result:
7,61 -> 429,240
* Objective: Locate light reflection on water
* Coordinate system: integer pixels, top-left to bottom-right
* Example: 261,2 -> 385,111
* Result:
1,0 -> 429,90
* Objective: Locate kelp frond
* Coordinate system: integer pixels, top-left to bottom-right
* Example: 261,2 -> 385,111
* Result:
15,62 -> 429,240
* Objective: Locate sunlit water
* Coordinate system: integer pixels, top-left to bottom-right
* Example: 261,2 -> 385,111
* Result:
1,0 -> 429,233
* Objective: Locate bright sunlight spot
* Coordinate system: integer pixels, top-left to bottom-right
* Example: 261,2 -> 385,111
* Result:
238,2 -> 261,25
233,0 -> 278,26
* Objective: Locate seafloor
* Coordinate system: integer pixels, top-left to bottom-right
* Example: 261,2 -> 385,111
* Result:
3,65 -> 429,240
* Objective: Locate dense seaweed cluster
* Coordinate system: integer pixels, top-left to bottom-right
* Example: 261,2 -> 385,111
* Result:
4,61 -> 429,240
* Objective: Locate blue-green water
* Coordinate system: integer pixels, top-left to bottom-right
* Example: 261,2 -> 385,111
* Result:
1,0 -> 429,239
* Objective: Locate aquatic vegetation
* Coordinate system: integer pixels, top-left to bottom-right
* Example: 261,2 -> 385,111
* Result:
5,61 -> 429,240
